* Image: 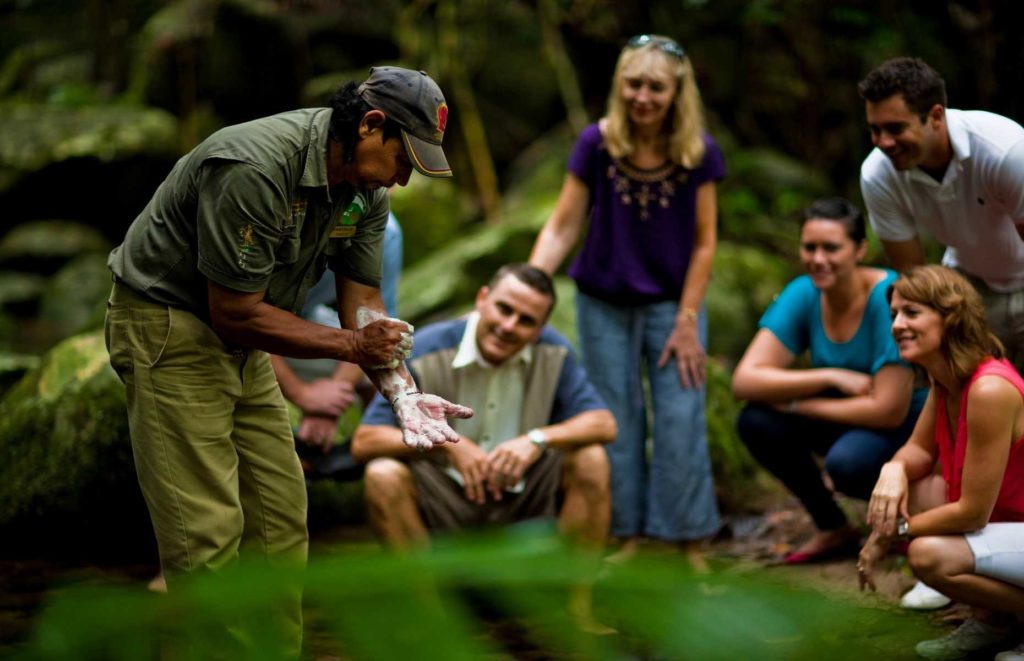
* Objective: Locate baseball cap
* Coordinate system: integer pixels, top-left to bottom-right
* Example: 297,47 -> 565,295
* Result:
357,66 -> 452,178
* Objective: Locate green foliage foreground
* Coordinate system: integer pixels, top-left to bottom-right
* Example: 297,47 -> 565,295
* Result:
22,527 -> 933,660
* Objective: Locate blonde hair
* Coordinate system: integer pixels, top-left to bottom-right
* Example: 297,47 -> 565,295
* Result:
891,265 -> 1005,381
603,38 -> 707,169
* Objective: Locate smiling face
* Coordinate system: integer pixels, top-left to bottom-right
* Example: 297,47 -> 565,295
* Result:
799,218 -> 866,290
474,274 -> 553,365
865,94 -> 945,172
619,52 -> 679,131
890,290 -> 944,364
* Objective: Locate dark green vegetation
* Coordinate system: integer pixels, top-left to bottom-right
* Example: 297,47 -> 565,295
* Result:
16,529 -> 939,660
0,0 -> 1015,656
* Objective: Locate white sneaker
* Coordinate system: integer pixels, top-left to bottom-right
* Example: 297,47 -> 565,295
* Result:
915,618 -> 1013,660
900,581 -> 951,610
996,640 -> 1024,661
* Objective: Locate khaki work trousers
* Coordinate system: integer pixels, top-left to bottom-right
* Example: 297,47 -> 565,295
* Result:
105,281 -> 308,656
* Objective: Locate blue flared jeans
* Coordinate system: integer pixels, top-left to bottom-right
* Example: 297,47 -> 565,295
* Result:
575,291 -> 721,541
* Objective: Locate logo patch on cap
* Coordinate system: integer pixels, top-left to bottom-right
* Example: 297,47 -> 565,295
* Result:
435,102 -> 448,140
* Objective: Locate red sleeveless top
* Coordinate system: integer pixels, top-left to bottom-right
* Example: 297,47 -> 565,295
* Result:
936,358 -> 1024,522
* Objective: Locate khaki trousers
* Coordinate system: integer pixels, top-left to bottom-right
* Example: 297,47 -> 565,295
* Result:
105,282 -> 307,656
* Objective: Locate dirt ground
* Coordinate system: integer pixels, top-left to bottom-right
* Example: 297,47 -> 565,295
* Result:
708,493 -> 971,636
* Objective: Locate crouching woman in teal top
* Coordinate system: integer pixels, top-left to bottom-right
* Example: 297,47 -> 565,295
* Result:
732,198 -> 925,563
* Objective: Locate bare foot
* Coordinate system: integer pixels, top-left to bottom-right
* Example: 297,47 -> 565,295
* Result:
681,539 -> 710,574
568,584 -> 617,636
604,537 -> 639,565
784,525 -> 860,564
146,572 -> 167,594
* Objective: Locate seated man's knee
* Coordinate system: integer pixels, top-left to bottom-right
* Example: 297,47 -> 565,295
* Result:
364,458 -> 414,505
565,445 -> 610,495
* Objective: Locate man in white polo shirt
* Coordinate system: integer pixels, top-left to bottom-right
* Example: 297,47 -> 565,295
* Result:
858,56 -> 1024,373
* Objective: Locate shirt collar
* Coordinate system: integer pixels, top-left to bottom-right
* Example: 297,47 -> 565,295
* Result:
945,109 -> 970,163
452,311 -> 534,369
299,108 -> 335,194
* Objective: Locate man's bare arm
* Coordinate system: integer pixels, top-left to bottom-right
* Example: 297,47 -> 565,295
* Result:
207,280 -> 407,365
879,237 -> 927,273
351,424 -> 418,463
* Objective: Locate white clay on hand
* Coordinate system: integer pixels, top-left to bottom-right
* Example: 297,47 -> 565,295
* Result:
356,305 -> 414,370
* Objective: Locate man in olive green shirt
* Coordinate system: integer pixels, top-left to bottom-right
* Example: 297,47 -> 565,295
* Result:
104,66 -> 472,656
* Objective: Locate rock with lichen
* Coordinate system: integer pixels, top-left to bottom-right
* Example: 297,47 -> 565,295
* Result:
0,331 -> 142,547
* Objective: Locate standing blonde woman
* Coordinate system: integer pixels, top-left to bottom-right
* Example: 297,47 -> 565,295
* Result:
857,266 -> 1024,660
530,35 -> 722,552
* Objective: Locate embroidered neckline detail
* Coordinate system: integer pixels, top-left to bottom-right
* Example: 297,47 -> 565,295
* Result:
607,158 -> 689,221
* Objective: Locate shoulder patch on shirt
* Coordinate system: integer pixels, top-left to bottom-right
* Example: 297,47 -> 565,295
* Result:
237,223 -> 255,268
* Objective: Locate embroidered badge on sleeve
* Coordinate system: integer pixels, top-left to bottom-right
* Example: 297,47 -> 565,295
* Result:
237,223 -> 255,269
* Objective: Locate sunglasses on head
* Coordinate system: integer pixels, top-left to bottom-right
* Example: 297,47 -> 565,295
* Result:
626,34 -> 686,60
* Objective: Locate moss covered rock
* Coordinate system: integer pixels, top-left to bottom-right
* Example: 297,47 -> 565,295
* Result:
0,103 -> 178,193
0,219 -> 111,272
0,330 -> 141,541
0,352 -> 40,396
0,271 -> 46,311
38,253 -> 112,341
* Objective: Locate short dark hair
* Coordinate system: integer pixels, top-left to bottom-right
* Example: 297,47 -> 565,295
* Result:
328,82 -> 403,164
802,197 -> 865,243
489,263 -> 557,312
857,57 -> 947,120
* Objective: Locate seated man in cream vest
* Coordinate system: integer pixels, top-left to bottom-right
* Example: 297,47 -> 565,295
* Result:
352,263 -> 616,547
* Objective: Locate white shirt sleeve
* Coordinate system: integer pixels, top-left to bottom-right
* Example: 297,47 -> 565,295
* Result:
860,153 -> 918,242
990,137 -> 1024,226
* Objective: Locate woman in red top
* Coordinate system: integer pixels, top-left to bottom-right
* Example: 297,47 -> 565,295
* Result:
858,265 -> 1024,660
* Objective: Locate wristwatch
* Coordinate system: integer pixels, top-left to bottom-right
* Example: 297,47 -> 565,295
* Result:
527,428 -> 548,449
897,518 -> 910,537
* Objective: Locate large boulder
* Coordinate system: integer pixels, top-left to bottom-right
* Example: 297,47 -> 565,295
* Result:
0,219 -> 111,274
0,271 -> 46,313
38,252 -> 112,342
0,330 -> 150,556
0,352 -> 40,397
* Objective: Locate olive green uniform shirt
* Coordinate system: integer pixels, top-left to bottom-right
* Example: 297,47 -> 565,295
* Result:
108,107 -> 388,319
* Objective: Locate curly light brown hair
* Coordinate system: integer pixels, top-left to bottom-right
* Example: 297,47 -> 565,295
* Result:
891,265 -> 1004,381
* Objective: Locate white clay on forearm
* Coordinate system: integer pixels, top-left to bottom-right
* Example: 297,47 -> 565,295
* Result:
356,305 -> 414,370
355,306 -> 469,450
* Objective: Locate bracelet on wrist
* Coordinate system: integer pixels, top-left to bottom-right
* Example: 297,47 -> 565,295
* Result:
390,390 -> 421,411
679,307 -> 699,322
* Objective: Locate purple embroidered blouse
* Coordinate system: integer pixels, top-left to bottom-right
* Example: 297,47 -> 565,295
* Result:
566,123 -> 725,305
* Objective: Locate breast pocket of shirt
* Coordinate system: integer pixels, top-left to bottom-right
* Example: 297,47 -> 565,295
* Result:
276,223 -> 300,265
